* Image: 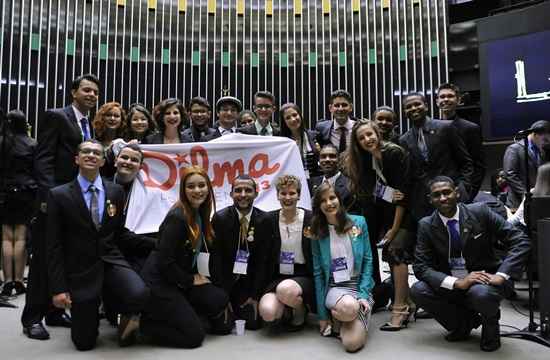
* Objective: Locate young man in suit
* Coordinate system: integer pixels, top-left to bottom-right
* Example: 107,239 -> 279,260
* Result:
411,176 -> 530,352
436,83 -> 485,202
399,92 -> 474,223
211,175 -> 273,329
239,91 -> 280,136
202,96 -> 242,141
182,97 -> 216,142
47,140 -> 149,350
22,74 -> 100,340
315,90 -> 356,153
502,120 -> 550,210
309,144 -> 359,214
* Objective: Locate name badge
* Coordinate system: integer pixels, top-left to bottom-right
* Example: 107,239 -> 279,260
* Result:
197,252 -> 210,277
233,250 -> 249,275
279,251 -> 295,275
331,257 -> 350,283
450,257 -> 467,278
375,180 -> 395,203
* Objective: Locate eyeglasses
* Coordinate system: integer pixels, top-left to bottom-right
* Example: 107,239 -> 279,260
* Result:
254,104 -> 274,110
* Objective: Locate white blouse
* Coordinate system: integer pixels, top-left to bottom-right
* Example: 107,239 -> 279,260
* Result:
279,208 -> 306,264
328,225 -> 356,277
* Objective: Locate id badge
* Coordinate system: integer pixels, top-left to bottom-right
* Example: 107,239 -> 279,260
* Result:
233,250 -> 249,275
279,251 -> 295,275
331,257 -> 350,283
375,180 -> 395,203
449,257 -> 467,278
197,252 -> 210,277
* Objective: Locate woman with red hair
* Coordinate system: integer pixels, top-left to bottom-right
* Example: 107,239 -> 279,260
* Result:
140,166 -> 233,348
92,102 -> 126,147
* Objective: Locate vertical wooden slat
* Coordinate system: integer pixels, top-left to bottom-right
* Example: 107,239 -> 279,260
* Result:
35,0 -> 45,136
26,0 -> 34,117
435,0 -> 441,88
0,0 -> 5,104
381,1 -> 386,106
121,0 -> 127,105
427,0 -> 434,117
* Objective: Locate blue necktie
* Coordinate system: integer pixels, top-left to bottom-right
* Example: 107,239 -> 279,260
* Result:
80,118 -> 90,140
447,219 -> 461,257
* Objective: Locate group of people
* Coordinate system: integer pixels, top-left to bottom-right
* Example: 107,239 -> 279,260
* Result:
0,73 -> 544,353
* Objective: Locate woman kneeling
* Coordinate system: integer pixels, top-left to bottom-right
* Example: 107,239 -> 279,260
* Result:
259,175 -> 315,331
310,182 -> 374,352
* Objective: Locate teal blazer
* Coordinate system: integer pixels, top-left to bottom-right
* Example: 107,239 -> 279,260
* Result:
311,215 -> 374,320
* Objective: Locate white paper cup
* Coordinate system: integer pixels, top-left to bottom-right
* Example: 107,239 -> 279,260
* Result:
235,320 -> 246,336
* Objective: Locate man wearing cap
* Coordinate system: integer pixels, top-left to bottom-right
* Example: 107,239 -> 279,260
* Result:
239,91 -> 280,136
502,120 -> 550,210
203,96 -> 242,141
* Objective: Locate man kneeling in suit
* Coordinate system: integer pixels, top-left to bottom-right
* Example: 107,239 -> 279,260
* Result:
411,176 -> 530,351
47,140 -> 150,350
211,175 -> 273,330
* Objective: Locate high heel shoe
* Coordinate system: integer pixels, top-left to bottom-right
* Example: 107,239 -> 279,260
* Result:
379,305 -> 412,331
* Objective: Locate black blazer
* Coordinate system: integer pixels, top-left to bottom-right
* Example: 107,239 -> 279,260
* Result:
181,126 -> 217,143
413,203 -> 530,291
238,123 -> 281,136
35,106 -> 88,193
202,128 -> 223,141
46,178 -> 129,301
309,173 -> 361,215
399,118 -> 474,220
140,207 -> 209,294
448,116 -> 485,202
142,131 -> 186,144
266,209 -> 313,282
3,134 -> 37,190
211,206 -> 273,300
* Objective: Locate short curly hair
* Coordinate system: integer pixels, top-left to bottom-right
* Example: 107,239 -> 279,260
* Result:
275,174 -> 302,195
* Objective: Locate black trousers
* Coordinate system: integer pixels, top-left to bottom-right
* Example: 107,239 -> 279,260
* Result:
410,280 -> 513,333
229,278 -> 262,330
141,283 -> 229,348
21,212 -> 64,326
71,263 -> 149,351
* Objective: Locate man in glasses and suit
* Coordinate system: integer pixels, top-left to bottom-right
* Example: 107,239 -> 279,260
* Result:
47,139 -> 149,350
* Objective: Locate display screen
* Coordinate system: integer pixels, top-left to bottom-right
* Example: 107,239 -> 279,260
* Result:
480,30 -> 550,139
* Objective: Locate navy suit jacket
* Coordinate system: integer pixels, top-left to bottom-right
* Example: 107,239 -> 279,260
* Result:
413,203 -> 530,291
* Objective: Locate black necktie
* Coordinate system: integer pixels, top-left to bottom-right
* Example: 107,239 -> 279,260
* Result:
338,127 -> 347,152
260,127 -> 268,136
88,185 -> 100,228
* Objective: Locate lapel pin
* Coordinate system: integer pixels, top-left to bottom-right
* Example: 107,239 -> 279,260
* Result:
106,200 -> 117,217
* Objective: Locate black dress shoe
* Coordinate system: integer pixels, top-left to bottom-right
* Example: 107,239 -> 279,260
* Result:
0,296 -> 17,308
445,314 -> 482,342
23,323 -> 50,340
45,312 -> 72,328
415,308 -> 434,319
480,319 -> 501,352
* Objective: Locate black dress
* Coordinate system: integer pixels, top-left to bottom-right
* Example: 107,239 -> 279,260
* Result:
0,134 -> 37,224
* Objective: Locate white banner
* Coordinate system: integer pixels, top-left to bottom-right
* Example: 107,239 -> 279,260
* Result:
125,134 -> 311,234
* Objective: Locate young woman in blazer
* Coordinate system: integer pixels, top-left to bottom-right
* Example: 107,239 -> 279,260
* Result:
259,175 -> 314,331
344,119 -> 415,331
310,182 -> 374,353
140,166 -> 232,348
